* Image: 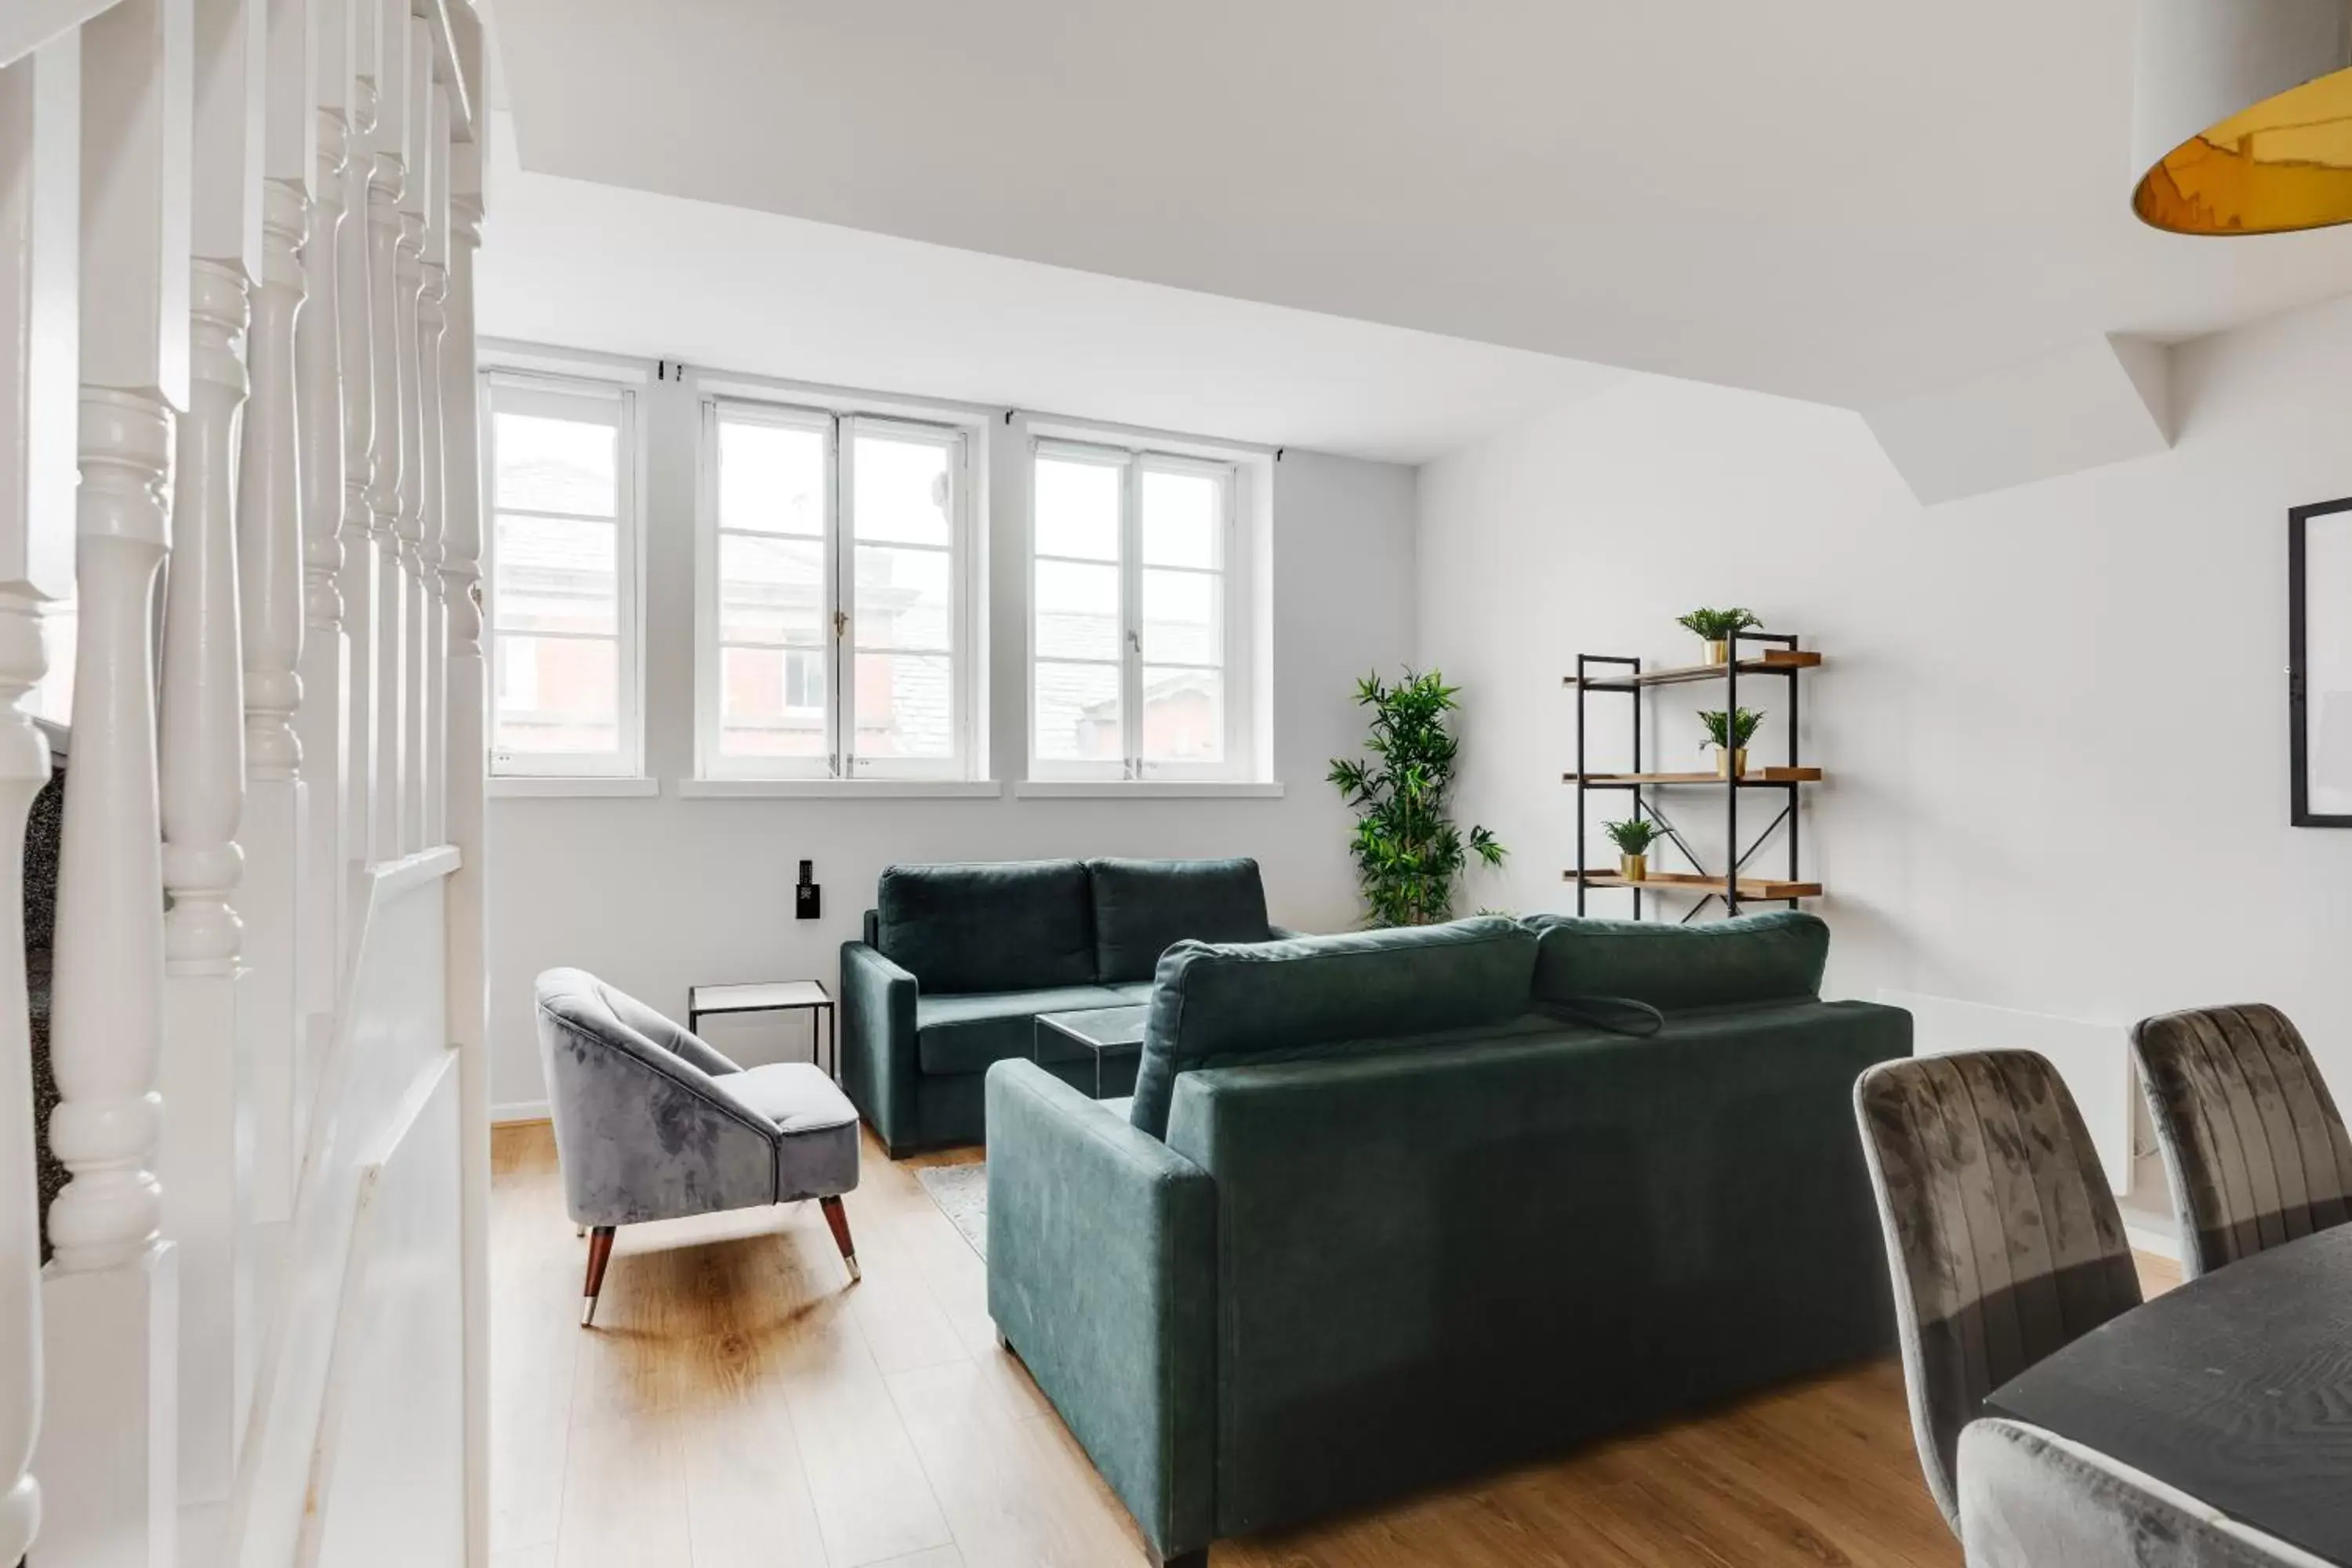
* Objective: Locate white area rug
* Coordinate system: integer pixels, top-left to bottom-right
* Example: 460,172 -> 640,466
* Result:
915,1161 -> 989,1259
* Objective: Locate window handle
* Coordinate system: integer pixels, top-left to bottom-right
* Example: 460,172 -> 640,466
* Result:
1127,629 -> 1141,652
834,610 -> 849,639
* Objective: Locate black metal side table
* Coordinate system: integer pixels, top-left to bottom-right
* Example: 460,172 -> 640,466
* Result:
687,979 -> 837,1080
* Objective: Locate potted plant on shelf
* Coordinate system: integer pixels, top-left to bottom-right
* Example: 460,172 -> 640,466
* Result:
1602,817 -> 1669,881
1675,607 -> 1761,665
1700,706 -> 1766,778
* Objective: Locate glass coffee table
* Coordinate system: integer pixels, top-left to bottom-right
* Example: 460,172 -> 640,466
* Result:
1033,1004 -> 1150,1100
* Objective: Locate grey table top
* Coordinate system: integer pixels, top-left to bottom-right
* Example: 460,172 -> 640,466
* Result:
1985,1221 -> 2352,1563
1034,1004 -> 1150,1054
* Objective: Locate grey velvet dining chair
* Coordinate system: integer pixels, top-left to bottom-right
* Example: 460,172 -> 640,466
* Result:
1853,1051 -> 2144,1536
2130,1004 -> 2352,1282
534,967 -> 864,1326
1958,1418 -> 2333,1568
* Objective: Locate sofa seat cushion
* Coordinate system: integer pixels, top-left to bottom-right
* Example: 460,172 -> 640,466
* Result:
878,859 -> 1096,993
916,985 -> 1137,1076
1088,857 -> 1273,983
1525,909 -> 1829,1012
1128,916 -> 1539,1137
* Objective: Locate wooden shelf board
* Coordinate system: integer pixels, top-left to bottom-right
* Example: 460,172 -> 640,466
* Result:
1565,869 -> 1824,900
1563,767 -> 1822,785
1564,650 -> 1823,690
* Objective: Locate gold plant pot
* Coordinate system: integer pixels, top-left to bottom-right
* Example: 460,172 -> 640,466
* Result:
1619,851 -> 1648,881
1715,746 -> 1748,779
1704,640 -> 1730,665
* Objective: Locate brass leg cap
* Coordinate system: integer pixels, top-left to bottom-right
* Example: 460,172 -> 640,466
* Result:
844,1254 -> 862,1285
580,1297 -> 597,1327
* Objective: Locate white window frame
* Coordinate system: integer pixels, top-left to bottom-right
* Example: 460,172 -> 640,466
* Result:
482,370 -> 647,779
695,395 -> 978,782
1028,437 -> 1251,782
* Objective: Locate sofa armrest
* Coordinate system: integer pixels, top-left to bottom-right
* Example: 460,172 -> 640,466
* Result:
839,942 -> 919,1153
985,1060 -> 1216,1561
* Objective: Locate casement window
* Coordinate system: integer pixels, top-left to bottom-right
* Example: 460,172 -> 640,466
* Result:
485,374 -> 644,777
1030,441 -> 1248,780
696,398 -> 975,779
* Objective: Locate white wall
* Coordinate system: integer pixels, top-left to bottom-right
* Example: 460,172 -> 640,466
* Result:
1417,292 -> 2352,1214
486,370 -> 1419,1112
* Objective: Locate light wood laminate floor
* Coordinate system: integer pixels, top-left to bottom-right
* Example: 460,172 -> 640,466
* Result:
492,1120 -> 2182,1568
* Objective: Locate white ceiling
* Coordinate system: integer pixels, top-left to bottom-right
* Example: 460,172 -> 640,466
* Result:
472,115 -> 1626,464
486,0 -> 2352,424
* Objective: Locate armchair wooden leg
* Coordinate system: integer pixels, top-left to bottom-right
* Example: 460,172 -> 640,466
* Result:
581,1225 -> 615,1327
818,1195 -> 860,1284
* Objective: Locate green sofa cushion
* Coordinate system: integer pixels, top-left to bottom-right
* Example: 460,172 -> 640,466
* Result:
914,985 -> 1134,1076
1127,916 -> 1538,1138
877,859 -> 1095,993
1525,909 -> 1828,1012
1089,857 -> 1272,983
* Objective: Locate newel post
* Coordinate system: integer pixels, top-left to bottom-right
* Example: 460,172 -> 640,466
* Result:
0,31 -> 79,1566
39,1 -> 192,1559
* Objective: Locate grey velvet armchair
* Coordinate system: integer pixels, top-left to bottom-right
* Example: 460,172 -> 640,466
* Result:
534,967 -> 863,1325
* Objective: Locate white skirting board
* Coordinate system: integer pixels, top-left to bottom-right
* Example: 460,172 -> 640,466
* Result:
490,1100 -> 549,1125
1878,989 -> 2136,1199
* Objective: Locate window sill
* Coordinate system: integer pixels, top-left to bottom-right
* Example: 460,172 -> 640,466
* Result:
488,776 -> 661,799
677,779 -> 1004,799
1013,780 -> 1285,800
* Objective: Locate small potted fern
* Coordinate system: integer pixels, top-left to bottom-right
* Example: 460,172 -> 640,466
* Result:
1602,816 -> 1669,881
1675,607 -> 1760,665
1700,706 -> 1766,778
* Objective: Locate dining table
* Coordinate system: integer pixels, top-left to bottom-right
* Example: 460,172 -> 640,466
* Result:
1984,1221 -> 2352,1564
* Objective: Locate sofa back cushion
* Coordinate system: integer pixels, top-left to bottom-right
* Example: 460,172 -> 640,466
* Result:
1526,909 -> 1828,1012
877,859 -> 1095,993
1127,915 -> 1537,1137
1088,857 -> 1272,983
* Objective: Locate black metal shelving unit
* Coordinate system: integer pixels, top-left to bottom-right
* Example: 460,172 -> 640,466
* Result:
1564,630 -> 1821,922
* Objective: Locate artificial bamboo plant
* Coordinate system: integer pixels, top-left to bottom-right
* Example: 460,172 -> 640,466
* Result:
1329,669 -> 1505,926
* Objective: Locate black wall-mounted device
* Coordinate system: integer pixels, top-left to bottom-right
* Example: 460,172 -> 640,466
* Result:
795,859 -> 821,920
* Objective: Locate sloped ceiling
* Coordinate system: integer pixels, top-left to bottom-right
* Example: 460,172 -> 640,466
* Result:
485,0 -> 2352,491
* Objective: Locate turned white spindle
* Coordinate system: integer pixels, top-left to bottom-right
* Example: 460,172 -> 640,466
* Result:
416,79 -> 448,848
418,253 -> 448,847
40,3 -> 189,1539
159,258 -> 249,988
337,70 -> 377,882
394,212 -> 423,855
297,74 -> 348,1146
241,185 -> 304,784
0,34 -> 78,1566
443,114 -> 492,1568
158,255 -> 252,1523
364,8 -> 406,866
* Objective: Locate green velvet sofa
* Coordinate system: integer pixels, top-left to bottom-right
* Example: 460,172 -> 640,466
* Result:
837,856 -> 1287,1155
984,910 -> 1910,1567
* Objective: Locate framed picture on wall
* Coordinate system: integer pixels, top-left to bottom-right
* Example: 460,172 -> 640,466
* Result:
2290,496 -> 2352,826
